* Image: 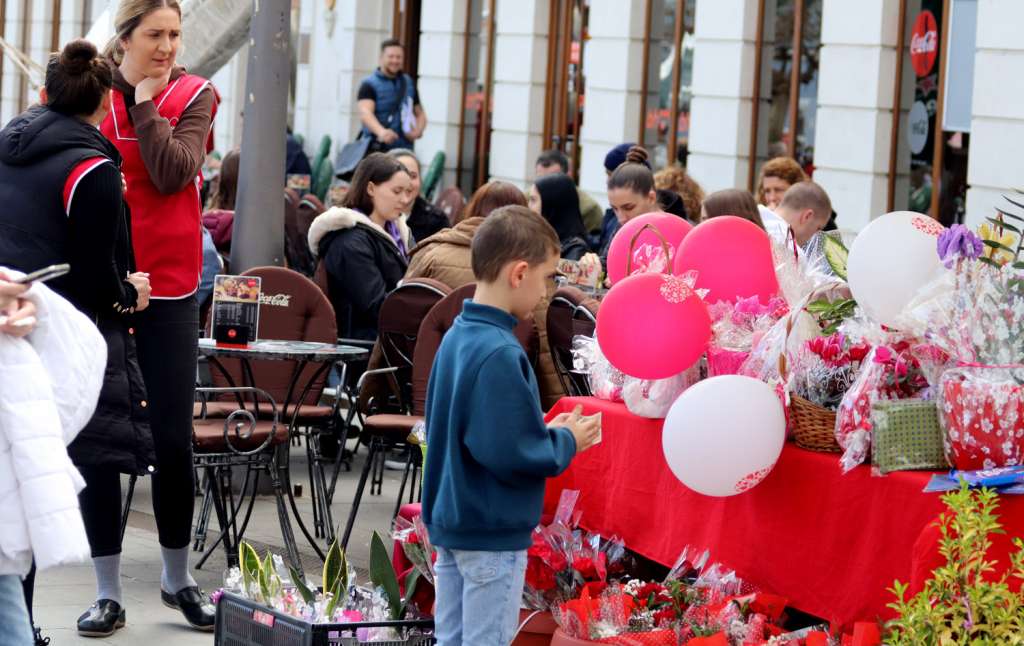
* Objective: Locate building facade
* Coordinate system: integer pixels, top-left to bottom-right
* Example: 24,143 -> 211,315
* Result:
2,0 -> 1019,230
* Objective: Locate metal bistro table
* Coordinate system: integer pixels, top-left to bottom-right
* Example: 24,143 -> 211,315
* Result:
196,338 -> 368,569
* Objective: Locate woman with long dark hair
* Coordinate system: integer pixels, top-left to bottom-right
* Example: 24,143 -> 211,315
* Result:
0,38 -> 159,641
529,173 -> 590,261
308,152 -> 413,340
98,0 -> 220,632
600,146 -> 660,269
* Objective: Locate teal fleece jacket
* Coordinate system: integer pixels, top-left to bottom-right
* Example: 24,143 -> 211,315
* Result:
421,300 -> 577,551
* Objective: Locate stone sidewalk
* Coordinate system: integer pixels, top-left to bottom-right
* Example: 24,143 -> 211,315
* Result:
33,440 -> 412,644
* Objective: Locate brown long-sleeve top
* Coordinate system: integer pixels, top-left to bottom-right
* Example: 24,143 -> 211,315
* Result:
112,66 -> 215,195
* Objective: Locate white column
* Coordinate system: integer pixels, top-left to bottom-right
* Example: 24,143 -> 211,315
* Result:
577,0 -> 648,209
415,0 -> 468,188
686,0 -> 762,192
293,0 -> 393,165
812,0 -> 900,231
1,1 -> 29,124
965,0 -> 1024,229
210,46 -> 246,154
488,0 -> 548,190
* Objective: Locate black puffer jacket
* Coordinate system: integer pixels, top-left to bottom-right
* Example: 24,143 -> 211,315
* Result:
0,105 -> 156,475
407,195 -> 448,244
308,207 -> 412,340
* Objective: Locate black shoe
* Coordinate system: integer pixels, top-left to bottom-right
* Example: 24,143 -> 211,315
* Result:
77,600 -> 126,638
32,626 -> 50,646
161,586 -> 216,631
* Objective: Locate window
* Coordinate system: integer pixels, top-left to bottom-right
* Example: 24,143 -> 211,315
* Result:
542,0 -> 589,180
640,0 -> 696,170
392,0 -> 422,80
748,0 -> 823,190
888,0 -> 972,225
455,0 -> 497,191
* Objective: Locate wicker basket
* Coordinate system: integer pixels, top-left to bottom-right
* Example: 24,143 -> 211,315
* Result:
778,321 -> 841,453
789,394 -> 840,452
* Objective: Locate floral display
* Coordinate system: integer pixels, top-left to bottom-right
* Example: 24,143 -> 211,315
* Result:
574,334 -> 626,402
524,490 -> 627,611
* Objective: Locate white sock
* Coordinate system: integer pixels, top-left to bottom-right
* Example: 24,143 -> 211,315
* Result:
93,554 -> 122,605
160,546 -> 197,594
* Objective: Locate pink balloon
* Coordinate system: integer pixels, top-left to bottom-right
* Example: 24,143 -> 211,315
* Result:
596,272 -> 711,380
606,212 -> 694,285
673,216 -> 779,304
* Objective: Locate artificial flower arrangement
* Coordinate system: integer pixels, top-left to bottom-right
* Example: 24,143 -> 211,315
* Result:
220,533 -> 431,642
900,198 -> 1024,470
552,545 -> 823,645
524,490 -> 628,611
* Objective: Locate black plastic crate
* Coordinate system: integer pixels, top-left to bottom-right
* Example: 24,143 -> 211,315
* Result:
215,592 -> 435,646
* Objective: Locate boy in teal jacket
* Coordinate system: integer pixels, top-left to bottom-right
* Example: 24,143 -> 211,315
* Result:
422,206 -> 600,645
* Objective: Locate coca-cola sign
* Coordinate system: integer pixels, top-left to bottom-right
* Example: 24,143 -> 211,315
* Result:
259,293 -> 292,307
910,10 -> 939,77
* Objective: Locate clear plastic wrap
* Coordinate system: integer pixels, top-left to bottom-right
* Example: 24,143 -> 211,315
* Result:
938,365 -> 1024,470
572,334 -> 625,402
622,363 -> 701,418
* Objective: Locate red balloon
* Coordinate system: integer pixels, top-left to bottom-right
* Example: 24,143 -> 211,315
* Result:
606,212 -> 694,285
673,216 -> 779,304
596,272 -> 711,380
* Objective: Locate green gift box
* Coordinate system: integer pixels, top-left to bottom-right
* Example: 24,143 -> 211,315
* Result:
871,400 -> 949,474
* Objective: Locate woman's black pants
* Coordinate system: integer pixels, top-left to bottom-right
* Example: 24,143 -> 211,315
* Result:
79,296 -> 199,556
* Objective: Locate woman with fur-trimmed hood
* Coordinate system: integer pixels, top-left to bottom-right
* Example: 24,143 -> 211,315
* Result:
309,153 -> 413,340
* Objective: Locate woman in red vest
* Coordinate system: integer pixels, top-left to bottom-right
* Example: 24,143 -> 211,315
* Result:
92,0 -> 218,634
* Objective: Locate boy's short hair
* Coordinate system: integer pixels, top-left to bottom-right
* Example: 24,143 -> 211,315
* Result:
471,206 -> 560,283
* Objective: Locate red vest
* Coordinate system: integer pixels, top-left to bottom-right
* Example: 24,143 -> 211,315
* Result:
101,74 -> 218,299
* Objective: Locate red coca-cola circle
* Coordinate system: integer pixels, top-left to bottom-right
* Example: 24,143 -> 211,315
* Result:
910,10 -> 939,77
227,328 -> 237,339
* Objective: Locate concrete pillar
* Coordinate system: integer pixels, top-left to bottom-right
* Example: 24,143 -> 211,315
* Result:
488,0 -> 548,190
1,1 -> 30,124
812,0 -> 902,231
210,46 -> 247,154
415,0 -> 469,189
577,0 -> 648,209
965,0 -> 1024,229
686,0 -> 762,193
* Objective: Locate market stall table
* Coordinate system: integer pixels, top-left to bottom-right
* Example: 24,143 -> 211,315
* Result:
544,396 -> 1024,628
197,338 -> 368,567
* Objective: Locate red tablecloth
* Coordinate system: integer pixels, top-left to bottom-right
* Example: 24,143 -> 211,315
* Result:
543,397 -> 1024,629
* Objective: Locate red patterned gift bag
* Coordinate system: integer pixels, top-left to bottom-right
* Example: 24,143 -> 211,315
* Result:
939,365 -> 1024,470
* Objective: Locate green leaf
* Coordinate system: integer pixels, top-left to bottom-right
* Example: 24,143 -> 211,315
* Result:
289,566 -> 315,605
369,531 -> 403,620
324,570 -> 345,620
239,542 -> 262,595
322,538 -> 345,596
995,207 -> 1024,223
1013,262 -> 1024,270
1003,195 -> 1024,212
987,217 -> 1022,235
259,553 -> 274,602
979,256 -> 1002,268
404,567 -> 421,606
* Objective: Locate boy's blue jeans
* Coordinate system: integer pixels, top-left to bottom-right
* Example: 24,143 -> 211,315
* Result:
0,574 -> 33,645
434,547 -> 527,646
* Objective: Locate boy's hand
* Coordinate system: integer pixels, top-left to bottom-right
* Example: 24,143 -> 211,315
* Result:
568,414 -> 601,454
549,404 -> 584,428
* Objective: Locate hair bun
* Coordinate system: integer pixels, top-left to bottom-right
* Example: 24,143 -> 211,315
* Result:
625,145 -> 649,165
59,39 -> 100,76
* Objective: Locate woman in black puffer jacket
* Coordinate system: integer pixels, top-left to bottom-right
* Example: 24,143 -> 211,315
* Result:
0,40 -> 156,641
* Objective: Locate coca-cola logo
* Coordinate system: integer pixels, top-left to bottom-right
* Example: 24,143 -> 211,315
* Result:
259,293 -> 292,307
910,10 -> 938,77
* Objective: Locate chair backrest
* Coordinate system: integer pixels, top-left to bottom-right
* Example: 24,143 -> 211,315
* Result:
284,192 -> 317,277
421,151 -> 445,201
377,278 -> 452,409
433,186 -> 465,225
546,286 -> 598,397
410,283 -> 538,417
210,266 -> 338,407
312,158 -> 334,202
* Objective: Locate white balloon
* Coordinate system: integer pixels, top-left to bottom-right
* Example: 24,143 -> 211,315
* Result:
847,211 -> 945,328
662,376 -> 786,497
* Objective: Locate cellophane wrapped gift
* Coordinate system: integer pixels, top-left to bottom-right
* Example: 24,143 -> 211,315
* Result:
870,399 -> 948,474
573,335 -> 625,402
706,296 -> 789,378
622,363 -> 701,419
938,365 -> 1024,470
897,222 -> 1024,470
834,339 -> 932,473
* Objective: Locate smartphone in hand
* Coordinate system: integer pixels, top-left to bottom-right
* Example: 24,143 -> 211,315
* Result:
13,263 -> 70,285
